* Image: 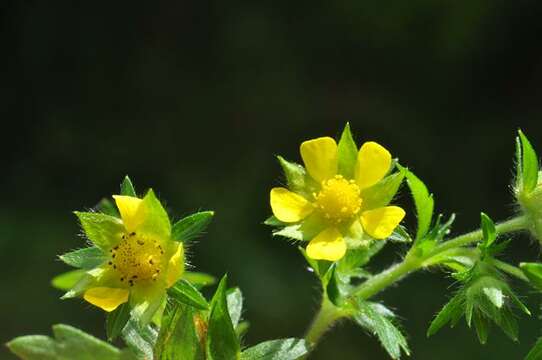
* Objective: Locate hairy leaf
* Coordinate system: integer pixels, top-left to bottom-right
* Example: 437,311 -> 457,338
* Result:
168,279 -> 209,310
240,338 -> 309,360
171,211 -> 214,243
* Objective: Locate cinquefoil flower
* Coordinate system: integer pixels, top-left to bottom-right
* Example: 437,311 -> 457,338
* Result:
270,128 -> 405,261
66,190 -> 184,323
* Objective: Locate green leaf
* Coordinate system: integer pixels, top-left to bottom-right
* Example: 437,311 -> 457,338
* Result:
168,279 -> 209,310
59,247 -> 105,269
7,324 -> 134,360
154,303 -> 204,360
277,156 -> 307,194
51,270 -> 86,291
427,293 -> 465,337
7,335 -> 57,360
337,123 -> 358,179
206,275 -> 241,360
353,300 -> 410,359
273,214 -> 325,241
480,213 -> 497,249
106,303 -> 131,342
360,169 -> 405,210
482,287 -> 504,308
226,288 -> 243,328
74,212 -> 124,250
402,166 -> 434,241
526,337 -> 542,360
520,262 -> 542,291
473,311 -> 489,345
518,130 -> 539,193
182,271 -> 217,289
171,211 -> 214,243
240,338 -> 309,360
121,176 -> 137,196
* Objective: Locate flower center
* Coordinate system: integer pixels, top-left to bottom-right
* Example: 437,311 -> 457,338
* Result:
108,232 -> 164,286
314,175 -> 362,224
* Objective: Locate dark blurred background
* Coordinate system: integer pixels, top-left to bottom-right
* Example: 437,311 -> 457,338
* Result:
3,1 -> 542,359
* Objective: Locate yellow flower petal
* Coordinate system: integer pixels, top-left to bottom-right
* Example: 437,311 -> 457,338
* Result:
113,195 -> 144,232
166,243 -> 185,288
83,287 -> 129,312
306,227 -> 346,261
270,187 -> 313,223
300,137 -> 338,182
361,206 -> 405,239
355,141 -> 392,189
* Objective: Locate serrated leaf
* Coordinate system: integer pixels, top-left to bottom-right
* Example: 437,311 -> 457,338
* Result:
480,213 -> 497,249
171,211 -> 214,243
427,293 -> 465,337
59,247 -> 105,269
107,303 -> 131,342
51,270 -> 86,291
240,338 -> 309,360
168,279 -> 209,310
154,303 -> 204,360
227,288 -> 243,328
518,130 -> 539,193
337,123 -> 358,179
182,271 -> 217,289
402,166 -> 434,241
520,262 -> 542,291
206,275 -> 240,360
74,212 -> 124,250
121,176 -> 137,197
353,300 -> 410,359
361,170 -> 405,210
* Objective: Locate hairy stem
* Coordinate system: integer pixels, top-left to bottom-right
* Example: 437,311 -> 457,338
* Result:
301,215 -> 528,357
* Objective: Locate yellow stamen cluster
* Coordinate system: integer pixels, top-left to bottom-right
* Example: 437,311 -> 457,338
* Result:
314,175 -> 362,224
109,232 -> 164,286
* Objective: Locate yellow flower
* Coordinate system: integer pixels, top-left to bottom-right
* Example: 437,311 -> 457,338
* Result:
71,190 -> 184,322
270,133 -> 405,262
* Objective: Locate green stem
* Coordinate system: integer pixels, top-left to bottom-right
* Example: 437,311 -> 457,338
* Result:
301,298 -> 345,358
301,215 -> 528,358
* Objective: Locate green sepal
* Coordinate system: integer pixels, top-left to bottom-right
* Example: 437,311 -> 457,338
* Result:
168,279 -> 209,310
272,214 -> 325,241
138,189 -> 171,239
59,247 -> 105,269
106,303 -> 131,342
400,165 -> 434,241
298,246 -> 321,276
121,176 -> 137,197
97,198 -> 119,217
263,215 -> 286,227
276,156 -> 308,195
226,288 -> 243,328
182,271 -> 217,289
427,292 -> 465,337
171,211 -> 214,243
480,213 -> 497,249
360,168 -> 405,210
154,302 -> 204,360
353,300 -> 410,359
206,275 -> 241,360
517,130 -> 539,193
520,262 -> 542,291
51,270 -> 86,291
74,212 -> 123,250
7,324 -> 135,360
240,338 -> 309,360
337,123 -> 358,179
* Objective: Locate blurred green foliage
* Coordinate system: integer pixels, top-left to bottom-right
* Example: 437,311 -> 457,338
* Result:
2,1 -> 542,359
